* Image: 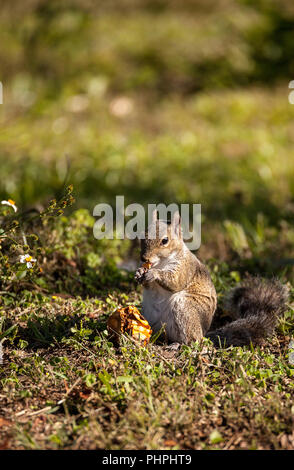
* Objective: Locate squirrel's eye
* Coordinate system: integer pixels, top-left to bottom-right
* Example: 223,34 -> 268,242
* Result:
161,237 -> 169,246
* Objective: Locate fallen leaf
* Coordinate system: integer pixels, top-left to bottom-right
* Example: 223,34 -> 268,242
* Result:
164,439 -> 177,447
0,417 -> 11,427
0,438 -> 10,450
79,388 -> 92,400
64,379 -> 69,393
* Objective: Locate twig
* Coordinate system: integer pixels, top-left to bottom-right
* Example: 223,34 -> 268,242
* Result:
29,406 -> 52,417
0,291 -> 16,298
14,377 -> 82,418
57,377 -> 82,405
14,410 -> 26,417
223,435 -> 236,450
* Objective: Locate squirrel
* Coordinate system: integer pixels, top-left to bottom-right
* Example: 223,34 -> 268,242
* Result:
135,210 -> 289,348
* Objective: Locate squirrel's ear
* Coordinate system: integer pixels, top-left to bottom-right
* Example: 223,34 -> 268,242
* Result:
171,211 -> 182,238
152,209 -> 157,223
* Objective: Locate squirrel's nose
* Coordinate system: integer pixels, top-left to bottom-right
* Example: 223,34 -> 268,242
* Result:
141,254 -> 148,262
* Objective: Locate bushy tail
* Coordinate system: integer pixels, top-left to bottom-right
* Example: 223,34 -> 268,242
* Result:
207,277 -> 289,347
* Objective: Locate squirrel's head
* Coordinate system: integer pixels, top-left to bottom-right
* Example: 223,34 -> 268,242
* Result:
140,210 -> 183,267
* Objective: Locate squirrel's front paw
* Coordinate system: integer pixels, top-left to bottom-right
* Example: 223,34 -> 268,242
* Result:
143,269 -> 158,283
135,267 -> 158,284
134,267 -> 146,283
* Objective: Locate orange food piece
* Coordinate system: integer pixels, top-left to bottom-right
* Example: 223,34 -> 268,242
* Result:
142,261 -> 152,270
107,305 -> 152,345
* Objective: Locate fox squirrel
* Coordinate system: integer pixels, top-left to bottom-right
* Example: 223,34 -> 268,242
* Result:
135,210 -> 289,348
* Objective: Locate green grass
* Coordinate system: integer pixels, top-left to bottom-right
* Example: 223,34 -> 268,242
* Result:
0,207 -> 293,450
1,293 -> 293,450
0,0 -> 294,450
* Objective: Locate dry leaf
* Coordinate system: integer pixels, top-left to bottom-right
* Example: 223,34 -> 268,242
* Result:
164,439 -> 177,447
0,438 -> 10,450
79,389 -> 92,400
0,417 -> 11,427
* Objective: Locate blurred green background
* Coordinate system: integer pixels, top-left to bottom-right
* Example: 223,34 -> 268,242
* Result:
1,0 -> 294,263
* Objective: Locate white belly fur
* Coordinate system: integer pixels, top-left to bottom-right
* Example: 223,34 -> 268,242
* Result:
142,283 -> 183,342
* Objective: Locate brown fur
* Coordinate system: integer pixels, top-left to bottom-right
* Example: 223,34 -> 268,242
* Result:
135,211 -> 217,344
207,277 -> 289,347
135,211 -> 289,348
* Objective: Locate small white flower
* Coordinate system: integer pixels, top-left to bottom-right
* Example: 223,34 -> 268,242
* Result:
1,199 -> 17,212
20,254 -> 37,269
